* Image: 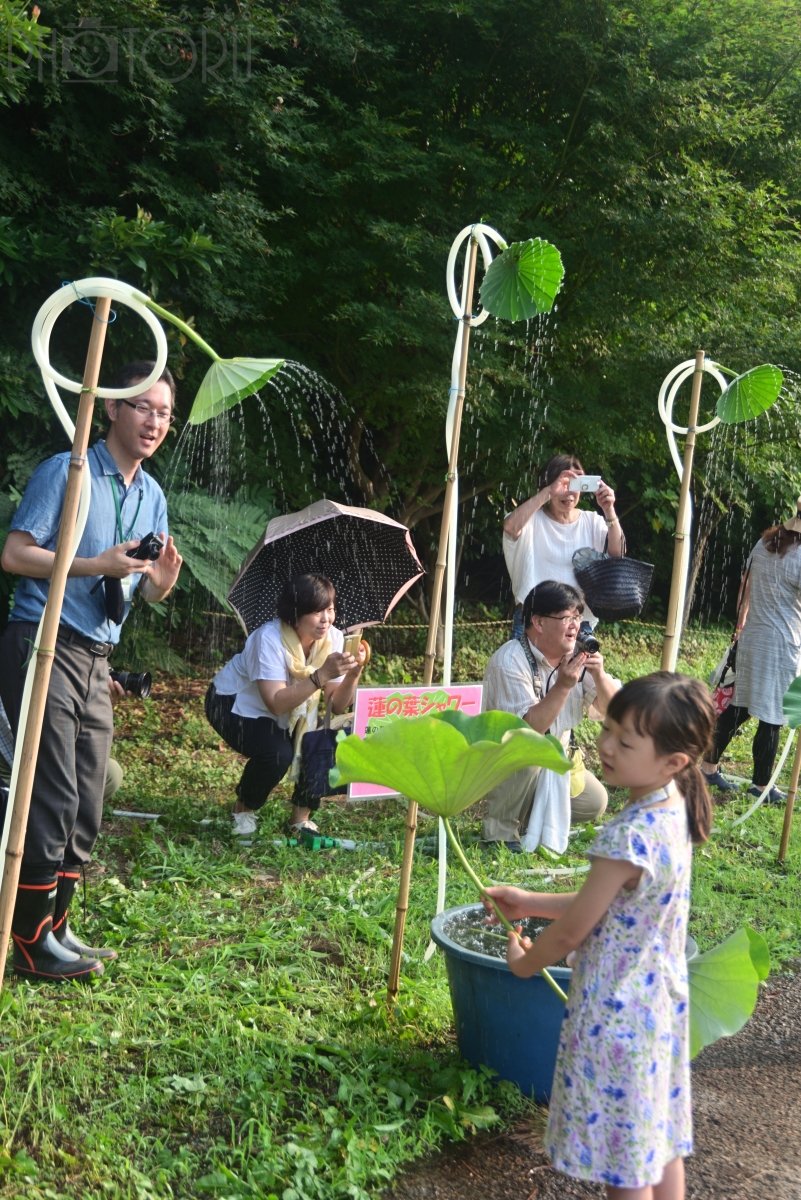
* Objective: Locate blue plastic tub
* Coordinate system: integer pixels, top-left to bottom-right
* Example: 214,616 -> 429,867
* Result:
430,903 -> 571,1103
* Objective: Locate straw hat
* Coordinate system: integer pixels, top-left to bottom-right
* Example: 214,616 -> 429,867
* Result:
784,496 -> 801,533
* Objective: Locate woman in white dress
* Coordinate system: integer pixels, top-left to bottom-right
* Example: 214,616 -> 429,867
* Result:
702,498 -> 801,803
503,454 -> 624,636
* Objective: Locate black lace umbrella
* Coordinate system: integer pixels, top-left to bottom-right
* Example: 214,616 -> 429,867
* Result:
228,499 -> 425,635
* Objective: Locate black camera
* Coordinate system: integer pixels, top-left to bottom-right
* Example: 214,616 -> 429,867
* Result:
126,532 -> 163,561
574,621 -> 600,656
110,669 -> 152,699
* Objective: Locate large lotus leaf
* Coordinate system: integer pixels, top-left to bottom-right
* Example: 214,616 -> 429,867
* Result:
688,926 -> 769,1059
479,238 -> 564,321
330,710 -> 569,815
431,706 -> 532,744
782,675 -> 801,729
716,364 -> 782,424
188,357 -> 284,425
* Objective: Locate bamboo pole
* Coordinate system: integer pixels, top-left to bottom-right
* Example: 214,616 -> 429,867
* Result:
777,735 -> 801,863
661,349 -> 706,672
0,297 -> 112,988
422,238 -> 479,687
387,236 -> 480,1005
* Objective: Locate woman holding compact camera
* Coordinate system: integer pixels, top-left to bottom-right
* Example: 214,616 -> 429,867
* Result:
205,573 -> 366,840
503,453 -> 624,637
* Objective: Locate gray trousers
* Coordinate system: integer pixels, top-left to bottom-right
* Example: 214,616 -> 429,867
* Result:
0,622 -> 114,882
482,765 -> 608,844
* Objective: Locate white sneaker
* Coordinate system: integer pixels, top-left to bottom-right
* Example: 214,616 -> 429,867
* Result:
232,810 -> 258,837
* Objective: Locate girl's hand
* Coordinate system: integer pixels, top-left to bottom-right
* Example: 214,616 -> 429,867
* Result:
507,930 -> 533,977
483,885 -> 538,923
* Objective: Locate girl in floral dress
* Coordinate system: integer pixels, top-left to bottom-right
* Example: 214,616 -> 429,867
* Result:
486,672 -> 715,1200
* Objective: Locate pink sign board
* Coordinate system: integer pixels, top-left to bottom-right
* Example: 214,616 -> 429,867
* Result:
346,683 -> 484,799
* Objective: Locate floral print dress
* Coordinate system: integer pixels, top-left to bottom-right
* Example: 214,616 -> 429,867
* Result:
545,786 -> 693,1189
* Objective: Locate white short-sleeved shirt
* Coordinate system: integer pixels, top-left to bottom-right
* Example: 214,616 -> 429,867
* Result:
503,507 -> 608,623
212,619 -> 344,726
482,638 -> 600,748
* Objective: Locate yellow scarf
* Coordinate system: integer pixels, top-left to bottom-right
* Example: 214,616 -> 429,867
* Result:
280,621 -> 334,775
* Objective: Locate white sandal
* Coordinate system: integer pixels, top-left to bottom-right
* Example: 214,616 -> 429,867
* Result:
288,819 -> 319,836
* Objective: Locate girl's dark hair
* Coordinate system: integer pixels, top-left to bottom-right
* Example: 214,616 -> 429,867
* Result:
761,524 -> 801,557
539,453 -> 584,489
276,574 -> 336,627
606,671 -> 715,843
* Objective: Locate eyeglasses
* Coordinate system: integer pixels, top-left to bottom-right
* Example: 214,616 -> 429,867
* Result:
117,398 -> 176,426
540,612 -> 582,625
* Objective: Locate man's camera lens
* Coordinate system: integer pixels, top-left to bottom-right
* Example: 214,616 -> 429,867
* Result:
574,621 -> 600,655
110,669 -> 152,699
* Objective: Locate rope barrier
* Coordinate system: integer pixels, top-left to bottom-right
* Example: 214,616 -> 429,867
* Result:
197,611 -> 673,634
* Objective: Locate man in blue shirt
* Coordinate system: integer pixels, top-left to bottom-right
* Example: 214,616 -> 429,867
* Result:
0,361 -> 183,980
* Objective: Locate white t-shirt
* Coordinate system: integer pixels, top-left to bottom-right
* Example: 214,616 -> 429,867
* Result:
503,507 -> 608,624
212,618 -> 345,726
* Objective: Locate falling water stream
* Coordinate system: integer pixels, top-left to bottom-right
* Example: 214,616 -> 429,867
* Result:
691,369 -> 801,627
147,360 -> 391,663
457,307 -> 558,602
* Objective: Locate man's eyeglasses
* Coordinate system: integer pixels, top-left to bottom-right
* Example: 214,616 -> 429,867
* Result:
118,398 -> 176,426
540,612 -> 582,625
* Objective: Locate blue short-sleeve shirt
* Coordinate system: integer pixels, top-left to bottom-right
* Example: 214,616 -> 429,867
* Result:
8,440 -> 168,645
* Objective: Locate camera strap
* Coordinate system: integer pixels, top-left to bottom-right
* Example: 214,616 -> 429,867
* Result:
108,474 -> 143,543
518,635 -> 548,732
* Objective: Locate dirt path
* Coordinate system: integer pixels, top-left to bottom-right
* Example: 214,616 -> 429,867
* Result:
387,971 -> 801,1200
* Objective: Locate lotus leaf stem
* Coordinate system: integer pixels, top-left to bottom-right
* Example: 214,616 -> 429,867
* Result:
442,818 -> 568,1003
138,294 -> 222,363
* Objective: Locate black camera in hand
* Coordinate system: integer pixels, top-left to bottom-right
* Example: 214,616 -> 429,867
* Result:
126,532 -> 163,561
110,669 -> 152,699
574,621 -> 600,656
98,533 -> 163,624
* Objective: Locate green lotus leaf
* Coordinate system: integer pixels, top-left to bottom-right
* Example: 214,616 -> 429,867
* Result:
330,709 -> 569,816
782,675 -> 801,729
716,364 -> 782,424
188,357 -> 285,425
479,238 -> 564,321
688,925 -> 769,1059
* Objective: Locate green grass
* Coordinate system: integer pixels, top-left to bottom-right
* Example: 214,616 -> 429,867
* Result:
1,620 -> 798,1198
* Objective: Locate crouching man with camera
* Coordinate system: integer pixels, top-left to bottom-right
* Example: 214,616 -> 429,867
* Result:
0,361 -> 182,981
482,580 -> 619,854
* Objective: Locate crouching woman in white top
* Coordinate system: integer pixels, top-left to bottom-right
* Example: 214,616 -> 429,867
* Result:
205,573 -> 365,838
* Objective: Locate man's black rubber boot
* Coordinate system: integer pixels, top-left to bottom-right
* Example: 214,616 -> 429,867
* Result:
12,879 -> 104,981
52,870 -> 118,961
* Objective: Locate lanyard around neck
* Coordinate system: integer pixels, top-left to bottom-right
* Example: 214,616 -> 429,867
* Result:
108,474 -> 143,543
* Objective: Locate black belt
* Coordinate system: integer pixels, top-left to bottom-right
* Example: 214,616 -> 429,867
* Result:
57,625 -> 114,657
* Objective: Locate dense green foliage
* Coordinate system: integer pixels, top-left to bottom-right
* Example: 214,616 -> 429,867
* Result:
2,0 -> 801,626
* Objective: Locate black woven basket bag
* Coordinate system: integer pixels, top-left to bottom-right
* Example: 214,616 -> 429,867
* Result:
572,548 -> 654,621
